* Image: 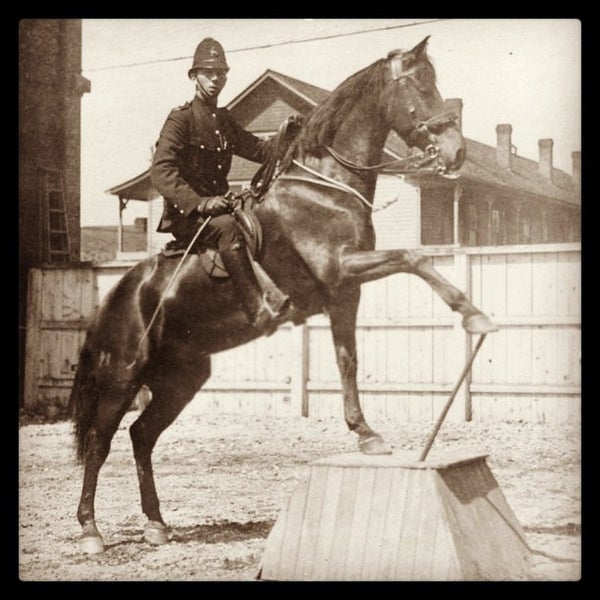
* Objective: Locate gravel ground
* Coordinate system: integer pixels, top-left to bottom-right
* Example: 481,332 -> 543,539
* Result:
18,407 -> 581,582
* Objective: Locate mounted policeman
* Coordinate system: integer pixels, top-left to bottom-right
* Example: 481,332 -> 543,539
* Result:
151,37 -> 290,331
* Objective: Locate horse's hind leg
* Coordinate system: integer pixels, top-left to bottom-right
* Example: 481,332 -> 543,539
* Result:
77,385 -> 137,554
129,355 -> 211,545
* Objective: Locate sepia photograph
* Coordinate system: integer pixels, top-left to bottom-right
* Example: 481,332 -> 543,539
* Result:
18,18 -> 581,582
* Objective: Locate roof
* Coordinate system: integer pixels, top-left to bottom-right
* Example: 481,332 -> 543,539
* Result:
105,168 -> 158,201
459,139 -> 578,206
106,70 -> 578,208
226,69 -> 330,110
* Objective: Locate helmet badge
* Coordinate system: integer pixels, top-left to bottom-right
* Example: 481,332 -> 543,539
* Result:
209,46 -> 219,58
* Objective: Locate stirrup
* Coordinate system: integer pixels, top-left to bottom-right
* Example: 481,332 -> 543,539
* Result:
262,291 -> 290,318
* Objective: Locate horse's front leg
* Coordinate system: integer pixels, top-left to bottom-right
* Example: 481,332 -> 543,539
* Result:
339,249 -> 498,334
327,289 -> 392,455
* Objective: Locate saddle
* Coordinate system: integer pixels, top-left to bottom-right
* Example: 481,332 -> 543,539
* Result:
161,197 -> 262,278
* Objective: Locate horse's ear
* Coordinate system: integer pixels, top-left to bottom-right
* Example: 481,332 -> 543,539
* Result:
410,36 -> 430,58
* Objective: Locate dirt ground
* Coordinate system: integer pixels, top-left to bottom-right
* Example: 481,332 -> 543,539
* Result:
18,405 -> 581,582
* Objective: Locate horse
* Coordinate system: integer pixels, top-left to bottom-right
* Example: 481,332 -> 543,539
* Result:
68,36 -> 497,554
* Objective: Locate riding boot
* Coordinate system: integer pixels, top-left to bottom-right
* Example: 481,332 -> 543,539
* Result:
220,247 -> 290,331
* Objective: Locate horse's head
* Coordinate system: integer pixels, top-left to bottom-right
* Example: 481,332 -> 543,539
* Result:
382,37 -> 466,174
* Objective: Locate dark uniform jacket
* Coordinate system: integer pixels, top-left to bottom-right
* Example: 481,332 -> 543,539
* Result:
151,95 -> 270,234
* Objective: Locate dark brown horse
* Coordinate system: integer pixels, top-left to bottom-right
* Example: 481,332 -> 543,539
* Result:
69,37 -> 497,553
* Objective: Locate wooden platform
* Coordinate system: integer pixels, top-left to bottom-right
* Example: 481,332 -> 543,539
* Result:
258,452 -> 532,581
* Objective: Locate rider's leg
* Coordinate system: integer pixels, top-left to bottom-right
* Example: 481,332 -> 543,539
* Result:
204,215 -> 289,329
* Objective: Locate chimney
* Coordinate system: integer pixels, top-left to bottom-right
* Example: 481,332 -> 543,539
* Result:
538,138 -> 554,181
571,151 -> 581,191
444,98 -> 463,131
496,124 -> 512,170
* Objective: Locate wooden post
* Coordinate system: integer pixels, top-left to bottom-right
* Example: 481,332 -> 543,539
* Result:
452,250 -> 473,421
290,323 -> 309,416
453,182 -> 462,246
117,196 -> 126,254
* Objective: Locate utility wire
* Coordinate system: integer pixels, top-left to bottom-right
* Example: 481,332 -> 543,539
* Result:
84,19 -> 448,73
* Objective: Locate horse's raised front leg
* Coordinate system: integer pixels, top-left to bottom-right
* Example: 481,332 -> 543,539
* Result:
327,289 -> 392,455
339,249 -> 497,334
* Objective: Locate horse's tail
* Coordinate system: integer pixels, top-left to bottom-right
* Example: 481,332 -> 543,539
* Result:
67,337 -> 99,464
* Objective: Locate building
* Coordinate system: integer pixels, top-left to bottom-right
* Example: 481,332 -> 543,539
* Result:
19,19 -> 90,404
105,69 -> 580,259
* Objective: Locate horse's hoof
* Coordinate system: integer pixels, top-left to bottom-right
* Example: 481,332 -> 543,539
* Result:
463,313 -> 499,334
79,535 -> 105,554
144,520 -> 169,545
358,435 -> 393,455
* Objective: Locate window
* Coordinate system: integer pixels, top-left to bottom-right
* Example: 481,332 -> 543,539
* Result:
420,187 -> 454,246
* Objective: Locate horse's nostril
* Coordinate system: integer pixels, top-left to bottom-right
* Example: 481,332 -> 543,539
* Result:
455,147 -> 466,167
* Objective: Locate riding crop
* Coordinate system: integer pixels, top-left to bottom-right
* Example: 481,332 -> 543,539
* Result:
125,216 -> 213,370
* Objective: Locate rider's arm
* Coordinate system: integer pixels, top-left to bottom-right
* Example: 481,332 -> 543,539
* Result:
150,110 -> 214,217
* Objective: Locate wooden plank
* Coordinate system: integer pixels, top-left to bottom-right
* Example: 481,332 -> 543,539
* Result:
408,328 -> 432,384
490,315 -> 580,326
531,251 -> 559,316
310,466 -> 344,580
506,253 -> 532,316
24,269 -> 43,408
530,327 -> 558,386
379,468 -> 410,579
359,467 -> 393,580
385,273 -> 410,322
60,268 -> 81,320
556,251 -> 581,317
394,468 -> 424,579
294,467 -> 330,579
325,466 -> 360,580
408,271 -> 434,318
480,253 -> 507,319
342,466 -> 376,579
460,242 -> 580,256
290,324 -> 308,417
468,383 -> 581,395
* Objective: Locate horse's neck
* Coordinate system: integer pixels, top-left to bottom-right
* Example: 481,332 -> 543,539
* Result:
306,109 -> 389,198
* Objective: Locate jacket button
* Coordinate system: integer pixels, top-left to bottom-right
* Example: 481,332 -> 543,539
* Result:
217,164 -> 222,170
179,209 -> 184,214
200,144 -> 205,149
174,203 -> 178,208
212,113 -> 217,118
215,130 -> 220,135
216,147 -> 221,152
213,180 -> 217,185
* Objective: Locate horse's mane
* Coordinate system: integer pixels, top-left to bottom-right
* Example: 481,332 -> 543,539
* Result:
284,58 -> 388,163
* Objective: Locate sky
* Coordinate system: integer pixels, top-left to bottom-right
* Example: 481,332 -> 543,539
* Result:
80,18 -> 581,226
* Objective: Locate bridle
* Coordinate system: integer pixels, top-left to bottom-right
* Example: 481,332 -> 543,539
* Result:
324,55 -> 459,176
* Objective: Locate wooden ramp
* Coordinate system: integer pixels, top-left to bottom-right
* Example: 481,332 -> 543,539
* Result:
258,452 -> 532,581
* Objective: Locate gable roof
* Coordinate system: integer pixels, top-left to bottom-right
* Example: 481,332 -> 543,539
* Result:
226,69 -> 330,111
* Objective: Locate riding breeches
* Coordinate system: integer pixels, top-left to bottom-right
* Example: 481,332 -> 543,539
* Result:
171,214 -> 244,251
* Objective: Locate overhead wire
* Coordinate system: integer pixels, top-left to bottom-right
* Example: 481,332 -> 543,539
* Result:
84,19 -> 448,73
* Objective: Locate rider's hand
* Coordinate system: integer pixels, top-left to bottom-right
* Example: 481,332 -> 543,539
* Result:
201,196 -> 231,216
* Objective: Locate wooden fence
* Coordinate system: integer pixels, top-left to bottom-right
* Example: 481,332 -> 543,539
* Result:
23,244 -> 581,424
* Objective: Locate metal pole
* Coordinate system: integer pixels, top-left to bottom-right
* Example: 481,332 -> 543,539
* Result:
418,333 -> 487,462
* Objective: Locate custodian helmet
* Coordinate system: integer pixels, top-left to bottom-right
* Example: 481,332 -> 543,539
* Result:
188,38 -> 229,77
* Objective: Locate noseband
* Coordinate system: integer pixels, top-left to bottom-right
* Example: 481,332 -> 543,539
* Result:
325,56 -> 459,176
